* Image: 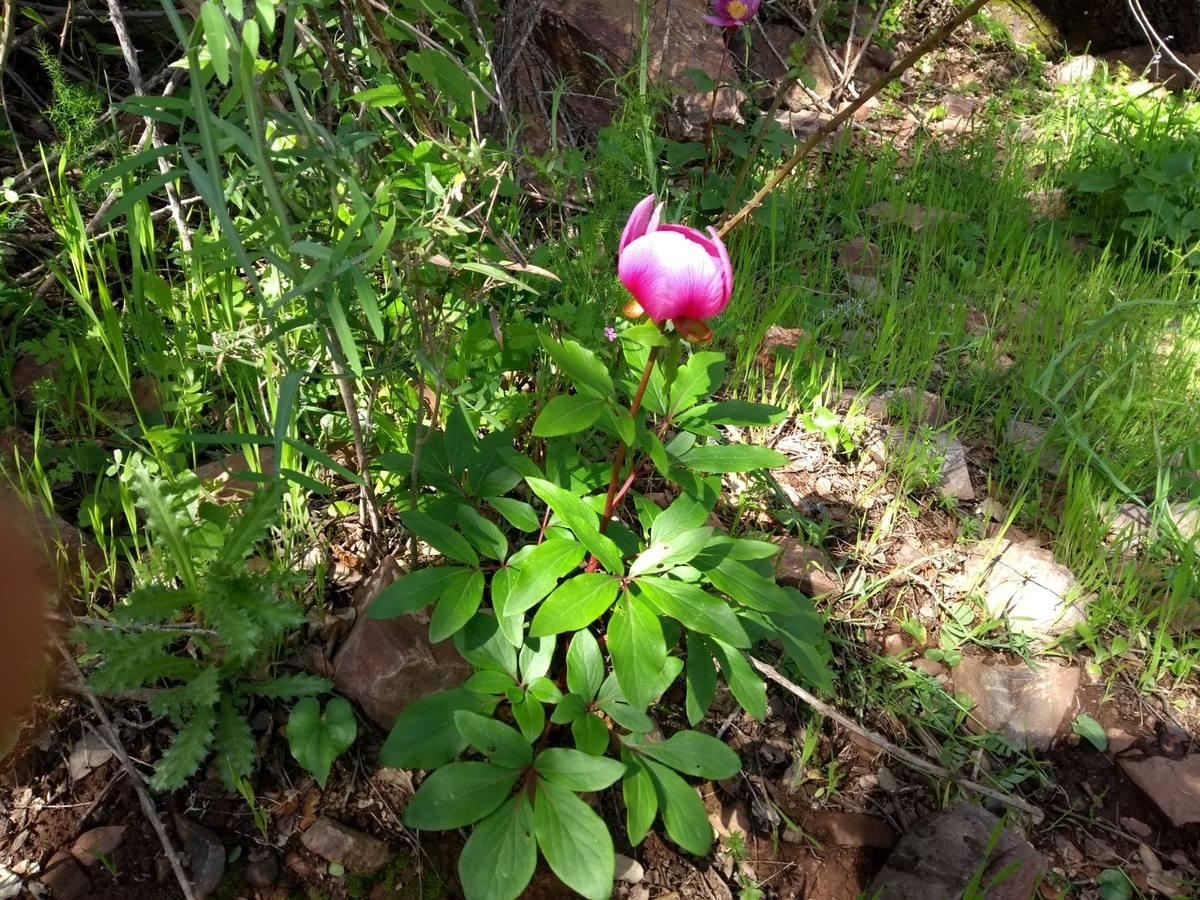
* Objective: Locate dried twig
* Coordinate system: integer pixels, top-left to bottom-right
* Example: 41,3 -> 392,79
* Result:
55,641 -> 198,900
749,656 -> 1046,822
719,0 -> 989,237
104,0 -> 192,252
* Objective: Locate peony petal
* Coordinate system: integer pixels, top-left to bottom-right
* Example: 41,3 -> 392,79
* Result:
703,14 -> 738,26
619,194 -> 659,253
618,231 -> 725,324
707,226 -> 733,305
654,224 -> 732,317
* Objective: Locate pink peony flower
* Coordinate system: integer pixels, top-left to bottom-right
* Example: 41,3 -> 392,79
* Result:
703,0 -> 761,28
617,194 -> 733,341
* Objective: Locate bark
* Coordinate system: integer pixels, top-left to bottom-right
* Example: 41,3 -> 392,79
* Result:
1030,0 -> 1200,54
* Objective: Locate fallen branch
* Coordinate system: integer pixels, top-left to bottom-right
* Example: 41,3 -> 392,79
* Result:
748,656 -> 1046,823
719,0 -> 989,237
55,640 -> 198,900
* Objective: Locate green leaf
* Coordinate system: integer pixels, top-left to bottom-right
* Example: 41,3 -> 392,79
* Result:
520,636 -> 556,683
685,400 -> 787,427
635,577 -> 750,648
458,795 -> 537,900
213,695 -> 255,788
368,566 -> 473,618
551,692 -> 586,724
533,395 -> 606,437
540,334 -> 616,402
465,670 -> 516,695
200,1 -> 230,84
534,748 -> 626,791
429,569 -> 486,643
525,479 -> 624,574
286,697 -> 357,789
403,762 -> 521,831
238,673 -> 332,699
380,689 -> 488,769
567,630 -> 605,702
454,711 -> 533,769
1096,869 -> 1134,900
533,779 -> 615,900
1072,714 -> 1107,752
710,639 -> 767,721
511,692 -> 545,742
629,527 -> 713,577
530,574 -> 620,637
399,510 -> 480,565
644,760 -> 713,855
457,505 -> 508,562
528,677 -> 562,704
607,593 -> 667,710
706,559 -> 795,614
685,633 -> 717,726
487,496 -> 540,532
504,539 -> 587,616
650,494 -> 710,544
572,713 -> 609,756
455,613 -> 519,677
678,444 -> 789,473
636,731 -> 740,779
623,758 -> 658,845
668,351 -> 725,416
150,702 -> 216,792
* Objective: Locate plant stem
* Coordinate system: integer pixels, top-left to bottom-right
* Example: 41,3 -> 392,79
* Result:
702,31 -> 731,176
597,345 -> 661,539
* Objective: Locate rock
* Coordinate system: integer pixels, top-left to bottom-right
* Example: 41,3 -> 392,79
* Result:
937,435 -> 974,501
774,108 -> 837,137
67,733 -> 114,781
883,634 -> 907,657
244,850 -> 279,888
334,556 -> 473,729
1025,188 -> 1069,220
1118,755 -> 1200,827
173,815 -> 225,899
952,657 -> 1079,751
613,853 -> 644,884
1121,816 -> 1153,839
912,657 -> 946,679
1005,420 -> 1061,476
0,427 -> 36,470
10,354 -> 59,411
754,325 -> 808,369
538,0 -> 743,139
867,803 -> 1043,900
1107,728 -> 1137,755
838,235 -> 882,279
959,538 -> 1086,638
193,447 -> 277,502
1171,502 -> 1200,538
882,388 -> 950,428
70,825 -> 127,865
39,851 -> 89,900
130,375 -> 163,414
300,817 -> 390,873
866,201 -> 965,231
1053,54 -> 1100,84
809,811 -> 896,849
774,538 -> 838,597
0,866 -> 19,900
749,24 -> 835,108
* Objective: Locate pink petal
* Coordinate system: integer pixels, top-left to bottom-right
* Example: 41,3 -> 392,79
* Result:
707,226 -> 733,304
618,231 -> 726,324
619,194 -> 658,253
655,224 -> 733,314
703,14 -> 737,26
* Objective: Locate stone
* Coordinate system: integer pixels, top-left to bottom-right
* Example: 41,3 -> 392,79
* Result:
952,657 -> 1079,751
960,538 -> 1086,638
883,634 -> 907,657
774,538 -> 838,597
754,325 -> 808,369
0,866 -> 19,900
838,236 -> 882,281
1005,420 -> 1061,476
300,817 -> 390,873
334,556 -> 473,729
0,427 -> 36,470
10,354 -> 59,411
173,815 -> 225,899
882,388 -> 950,428
67,733 -> 114,781
808,811 -> 896,849
193,447 -> 277,502
1107,728 -> 1137,755
708,799 -> 752,840
39,851 -> 89,900
912,657 -> 946,679
937,435 -> 975,501
866,201 -> 965,231
613,853 -> 644,884
1025,188 -> 1069,220
537,0 -> 743,139
1118,755 -> 1200,827
244,850 -> 279,888
70,825 -> 127,865
867,803 -> 1043,900
748,24 -> 835,108
1053,54 -> 1100,85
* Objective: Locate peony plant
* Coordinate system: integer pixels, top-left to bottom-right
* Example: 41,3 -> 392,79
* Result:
372,195 -> 832,900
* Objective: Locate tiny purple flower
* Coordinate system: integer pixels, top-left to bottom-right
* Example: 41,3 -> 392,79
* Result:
604,326 -> 618,342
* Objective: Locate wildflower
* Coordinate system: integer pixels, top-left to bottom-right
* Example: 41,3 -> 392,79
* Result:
704,0 -> 761,29
604,326 -> 618,342
617,194 -> 732,343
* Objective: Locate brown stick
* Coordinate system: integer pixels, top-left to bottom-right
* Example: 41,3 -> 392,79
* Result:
55,641 -> 199,900
748,656 -> 1046,823
718,0 -> 989,238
